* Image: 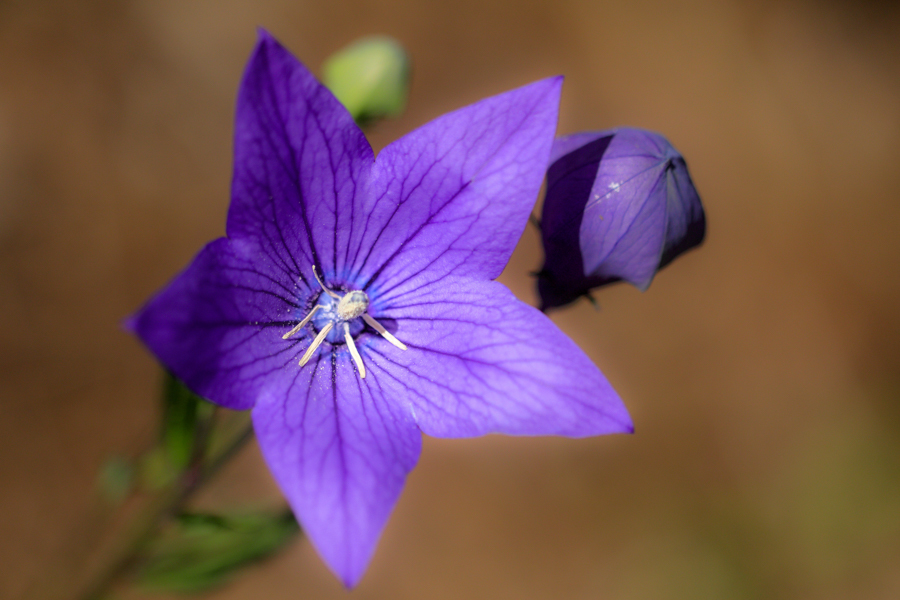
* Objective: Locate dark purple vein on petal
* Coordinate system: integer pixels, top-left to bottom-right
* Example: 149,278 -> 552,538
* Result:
302,103 -> 342,278
248,94 -> 308,285
218,266 -> 301,308
243,147 -> 305,286
351,135 -> 452,283
360,180 -> 471,293
358,92 -> 546,296
368,346 -> 524,424
370,204 -> 487,306
258,43 -> 322,279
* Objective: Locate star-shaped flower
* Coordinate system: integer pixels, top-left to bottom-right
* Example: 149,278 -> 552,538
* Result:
129,31 -> 632,586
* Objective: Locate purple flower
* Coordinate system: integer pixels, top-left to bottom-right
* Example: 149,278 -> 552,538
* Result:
537,128 -> 706,310
128,31 -> 631,586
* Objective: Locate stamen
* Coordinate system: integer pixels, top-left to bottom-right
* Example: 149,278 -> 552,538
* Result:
312,265 -> 340,299
282,304 -> 321,339
363,313 -> 408,350
344,322 -> 366,378
299,321 -> 334,366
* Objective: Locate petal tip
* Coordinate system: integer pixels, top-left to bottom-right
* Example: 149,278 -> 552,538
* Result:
254,27 -> 276,45
250,28 -> 293,66
535,74 -> 564,100
120,312 -> 138,334
340,570 -> 364,590
614,398 -> 635,435
630,274 -> 655,293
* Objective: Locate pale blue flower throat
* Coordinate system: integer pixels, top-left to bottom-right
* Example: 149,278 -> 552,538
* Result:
282,266 -> 406,378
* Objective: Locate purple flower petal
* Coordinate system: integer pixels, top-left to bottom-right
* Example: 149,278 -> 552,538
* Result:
127,237 -> 303,410
252,361 -> 421,588
369,278 -> 632,437
349,77 -> 562,302
228,30 -> 374,285
538,128 -> 705,309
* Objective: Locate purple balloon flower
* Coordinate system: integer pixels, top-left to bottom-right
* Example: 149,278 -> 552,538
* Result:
128,31 -> 632,586
537,128 -> 706,310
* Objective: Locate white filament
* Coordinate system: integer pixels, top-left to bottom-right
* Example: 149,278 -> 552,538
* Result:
362,314 -> 407,350
313,264 -> 340,299
299,322 -> 334,366
344,322 -> 366,378
282,305 -> 320,340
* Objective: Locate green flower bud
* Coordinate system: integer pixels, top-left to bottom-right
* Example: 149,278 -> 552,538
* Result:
323,36 -> 410,124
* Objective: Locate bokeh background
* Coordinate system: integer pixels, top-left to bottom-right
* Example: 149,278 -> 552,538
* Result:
2,0 -> 899,598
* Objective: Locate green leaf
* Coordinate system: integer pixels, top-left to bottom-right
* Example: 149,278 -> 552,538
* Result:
136,510 -> 300,592
323,35 -> 410,125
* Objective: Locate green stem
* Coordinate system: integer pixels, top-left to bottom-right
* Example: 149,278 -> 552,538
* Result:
69,415 -> 255,600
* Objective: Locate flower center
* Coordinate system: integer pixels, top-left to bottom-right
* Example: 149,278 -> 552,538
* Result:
282,266 -> 406,378
309,290 -> 366,340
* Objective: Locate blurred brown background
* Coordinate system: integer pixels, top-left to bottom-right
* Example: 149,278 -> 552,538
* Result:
2,0 -> 899,598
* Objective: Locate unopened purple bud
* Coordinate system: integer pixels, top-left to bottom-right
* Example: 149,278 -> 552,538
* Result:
537,128 -> 705,310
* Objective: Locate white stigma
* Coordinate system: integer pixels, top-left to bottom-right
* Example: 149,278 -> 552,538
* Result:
337,290 -> 369,320
283,266 -> 406,377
